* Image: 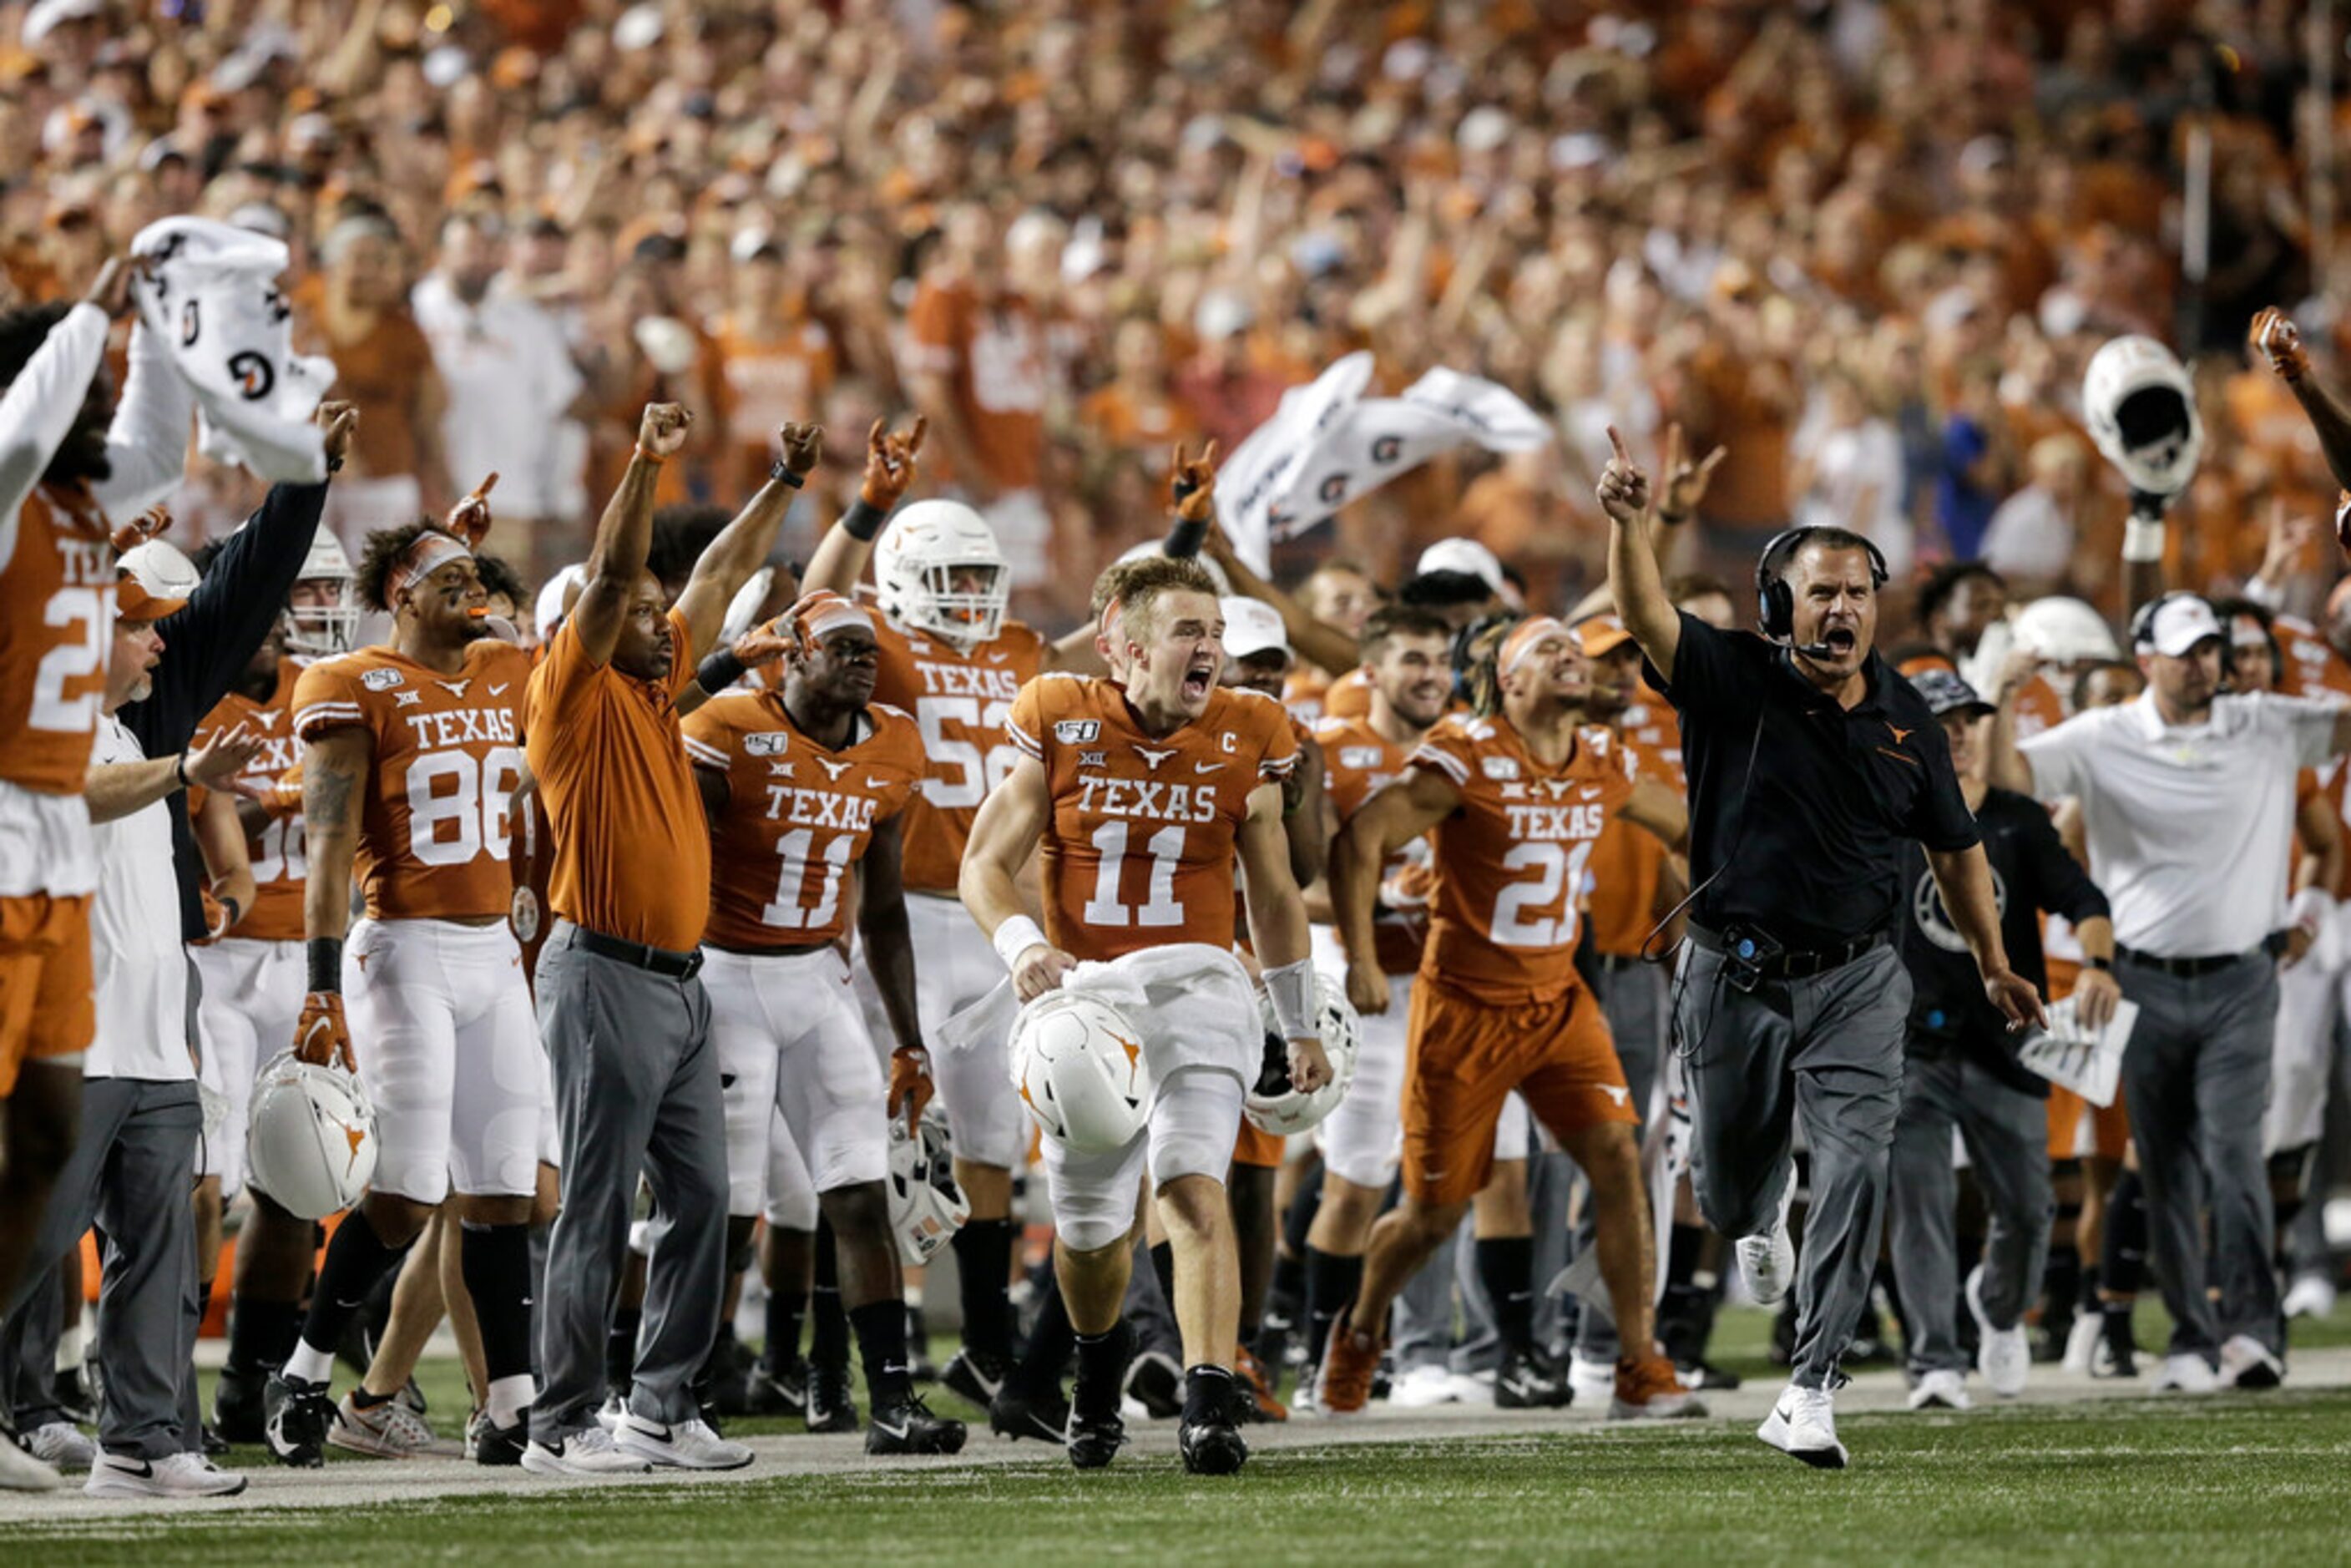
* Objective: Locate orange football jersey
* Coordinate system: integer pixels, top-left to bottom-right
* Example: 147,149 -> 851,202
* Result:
190,658 -> 309,942
1615,693 -> 1684,785
1316,713 -> 1429,974
1584,735 -> 1682,959
1284,665 -> 1335,726
870,616 -> 1045,895
293,640 -> 532,923
1319,666 -> 1374,723
1408,713 -> 1640,1004
2276,614 -> 2351,701
1009,675 -> 1298,963
0,485 -> 116,796
683,693 -> 925,950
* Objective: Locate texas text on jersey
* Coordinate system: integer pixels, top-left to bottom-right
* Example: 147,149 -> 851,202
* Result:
683,691 -> 926,948
1408,712 -> 1640,1002
0,483 -> 115,797
292,639 -> 532,918
871,616 -> 1044,894
1008,673 -> 1297,963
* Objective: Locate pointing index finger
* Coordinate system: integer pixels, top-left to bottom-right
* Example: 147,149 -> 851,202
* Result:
1605,425 -> 1631,467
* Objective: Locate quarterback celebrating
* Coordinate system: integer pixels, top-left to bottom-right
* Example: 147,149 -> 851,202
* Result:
682,588 -> 964,1456
1321,615 -> 1701,1420
961,553 -> 1332,1475
269,490 -> 540,1467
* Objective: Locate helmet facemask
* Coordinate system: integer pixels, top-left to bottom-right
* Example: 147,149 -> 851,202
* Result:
283,575 -> 361,657
887,559 -> 1008,646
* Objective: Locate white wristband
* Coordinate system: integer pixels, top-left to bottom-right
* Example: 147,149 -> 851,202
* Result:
1264,958 -> 1316,1041
2289,887 -> 2333,932
992,915 -> 1049,973
2121,516 -> 2166,564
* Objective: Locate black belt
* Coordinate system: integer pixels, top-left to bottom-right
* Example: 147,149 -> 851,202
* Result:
1690,924 -> 1888,981
567,923 -> 703,980
2116,943 -> 2253,979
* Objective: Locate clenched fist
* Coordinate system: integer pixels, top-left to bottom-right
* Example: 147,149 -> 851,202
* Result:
637,402 -> 693,458
778,420 -> 825,478
2250,306 -> 2310,383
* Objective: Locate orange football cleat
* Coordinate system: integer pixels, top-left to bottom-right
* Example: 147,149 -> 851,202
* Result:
1316,1319 -> 1382,1416
1232,1346 -> 1288,1423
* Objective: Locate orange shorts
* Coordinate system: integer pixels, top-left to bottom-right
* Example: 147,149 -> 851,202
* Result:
2046,1083 -> 2130,1161
0,893 -> 94,1098
1402,977 -> 1633,1206
1231,1120 -> 1285,1168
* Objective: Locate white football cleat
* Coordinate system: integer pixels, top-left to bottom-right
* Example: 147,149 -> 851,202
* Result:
1966,1267 -> 2030,1398
2059,1313 -> 2102,1375
520,1428 -> 653,1476
1737,1182 -> 1797,1307
1906,1369 -> 1971,1411
1757,1383 -> 1847,1469
0,1434 -> 62,1492
25,1421 -> 94,1472
1567,1353 -> 1616,1407
2217,1335 -> 2283,1390
2150,1352 -> 2219,1394
611,1414 -> 753,1471
83,1450 -> 248,1499
2282,1275 -> 2336,1322
1386,1363 -> 1462,1409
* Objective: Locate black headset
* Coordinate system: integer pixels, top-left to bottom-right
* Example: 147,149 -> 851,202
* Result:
1754,526 -> 1890,643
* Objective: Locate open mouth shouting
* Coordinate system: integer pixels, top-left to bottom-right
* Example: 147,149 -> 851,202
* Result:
1818,625 -> 1860,658
1182,652 -> 1218,704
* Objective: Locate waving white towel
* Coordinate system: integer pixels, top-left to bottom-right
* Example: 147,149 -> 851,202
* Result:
129,217 -> 336,483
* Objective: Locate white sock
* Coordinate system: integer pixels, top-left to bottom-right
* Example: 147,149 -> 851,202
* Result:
487,1373 -> 535,1430
283,1340 -> 336,1388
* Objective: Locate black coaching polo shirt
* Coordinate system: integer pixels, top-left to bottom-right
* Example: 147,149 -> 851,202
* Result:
1649,612 -> 1980,953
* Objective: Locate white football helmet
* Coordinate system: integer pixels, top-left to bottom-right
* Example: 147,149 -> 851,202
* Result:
722,564 -> 778,646
245,1052 -> 377,1220
875,500 -> 1009,645
284,530 -> 360,656
1246,972 -> 1361,1136
886,1114 -> 971,1267
2010,596 -> 2120,667
1009,989 -> 1152,1155
2081,335 -> 2202,498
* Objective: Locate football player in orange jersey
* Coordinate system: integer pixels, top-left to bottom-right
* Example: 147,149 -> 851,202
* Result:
0,263 -> 190,1395
800,420 -> 1113,1422
681,589 -> 964,1456
189,529 -> 367,1442
265,501 -> 544,1469
1320,615 -> 1703,1421
962,554 -> 1332,1474
1296,606 -> 1454,1392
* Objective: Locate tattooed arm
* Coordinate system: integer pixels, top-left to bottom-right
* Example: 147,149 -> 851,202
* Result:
300,726 -> 370,957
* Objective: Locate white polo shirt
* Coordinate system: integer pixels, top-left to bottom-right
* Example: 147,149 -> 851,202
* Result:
2020,690 -> 2342,957
86,716 -> 194,1082
410,274 -> 585,520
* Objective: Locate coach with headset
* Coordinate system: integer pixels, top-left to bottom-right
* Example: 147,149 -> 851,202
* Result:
1600,430 -> 2042,1469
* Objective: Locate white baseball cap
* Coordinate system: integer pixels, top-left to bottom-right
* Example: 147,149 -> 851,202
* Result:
2133,594 -> 2225,659
23,0 -> 102,47
1416,538 -> 1504,594
1220,597 -> 1292,667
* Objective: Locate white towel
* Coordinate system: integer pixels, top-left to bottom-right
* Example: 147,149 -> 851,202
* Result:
1064,943 -> 1262,1087
129,217 -> 336,483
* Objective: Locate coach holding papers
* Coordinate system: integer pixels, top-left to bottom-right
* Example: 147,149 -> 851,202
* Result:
1600,429 -> 2042,1471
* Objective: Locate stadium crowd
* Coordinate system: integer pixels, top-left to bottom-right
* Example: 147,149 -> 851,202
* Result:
2,0 -> 2350,1500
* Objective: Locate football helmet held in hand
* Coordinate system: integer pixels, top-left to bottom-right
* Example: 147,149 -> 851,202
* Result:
246,1051 -> 377,1219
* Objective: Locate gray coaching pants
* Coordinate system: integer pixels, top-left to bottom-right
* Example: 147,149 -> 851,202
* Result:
1567,957 -> 1667,1363
1,1076 -> 202,1460
531,923 -> 730,1443
1886,1050 -> 2052,1376
2118,952 -> 2280,1358
1675,939 -> 1909,1390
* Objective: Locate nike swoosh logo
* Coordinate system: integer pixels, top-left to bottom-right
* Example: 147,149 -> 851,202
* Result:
1578,786 -> 1601,799
873,1420 -> 910,1439
1194,761 -> 1226,774
985,652 -> 1011,664
865,777 -> 892,789
489,683 -> 510,696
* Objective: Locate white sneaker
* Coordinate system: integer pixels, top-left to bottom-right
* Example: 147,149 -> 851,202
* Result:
0,1435 -> 62,1492
594,1393 -> 627,1434
25,1421 -> 94,1471
1906,1369 -> 1971,1411
2151,1352 -> 2219,1394
330,1392 -> 460,1459
83,1450 -> 249,1499
2282,1275 -> 2336,1321
2059,1313 -> 2103,1376
1737,1182 -> 1797,1307
519,1428 -> 654,1476
1966,1266 -> 2029,1398
1757,1383 -> 1847,1469
1567,1353 -> 1616,1407
1387,1363 -> 1462,1409
611,1414 -> 753,1471
2217,1334 -> 2283,1390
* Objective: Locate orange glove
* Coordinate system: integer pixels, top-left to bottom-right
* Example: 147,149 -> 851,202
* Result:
887,1044 -> 934,1135
233,766 -> 304,816
732,617 -> 791,670
1170,439 -> 1219,524
859,416 -> 927,509
296,992 -> 354,1071
2250,306 -> 2311,383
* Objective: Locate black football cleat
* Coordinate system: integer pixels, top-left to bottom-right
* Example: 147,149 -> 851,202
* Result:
805,1363 -> 860,1434
988,1379 -> 1071,1444
1494,1347 -> 1571,1409
941,1348 -> 1011,1412
263,1373 -> 333,1468
745,1358 -> 806,1417
1065,1406 -> 1126,1470
473,1417 -> 528,1466
1177,1416 -> 1249,1475
212,1365 -> 268,1445
867,1393 -> 968,1456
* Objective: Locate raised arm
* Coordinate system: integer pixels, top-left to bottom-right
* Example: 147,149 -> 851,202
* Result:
1328,767 -> 1459,1016
573,403 -> 693,668
958,754 -> 1063,999
799,417 -> 923,599
672,421 -> 824,659
1600,425 -> 1681,682
2252,307 -> 2351,496
0,275 -> 115,545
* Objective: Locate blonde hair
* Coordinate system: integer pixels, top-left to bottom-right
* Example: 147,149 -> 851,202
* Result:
1093,556 -> 1220,646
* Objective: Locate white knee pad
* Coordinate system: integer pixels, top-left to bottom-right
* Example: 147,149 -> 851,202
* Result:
1041,1132 -> 1148,1254
762,1108 -> 821,1232
1147,1068 -> 1246,1187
